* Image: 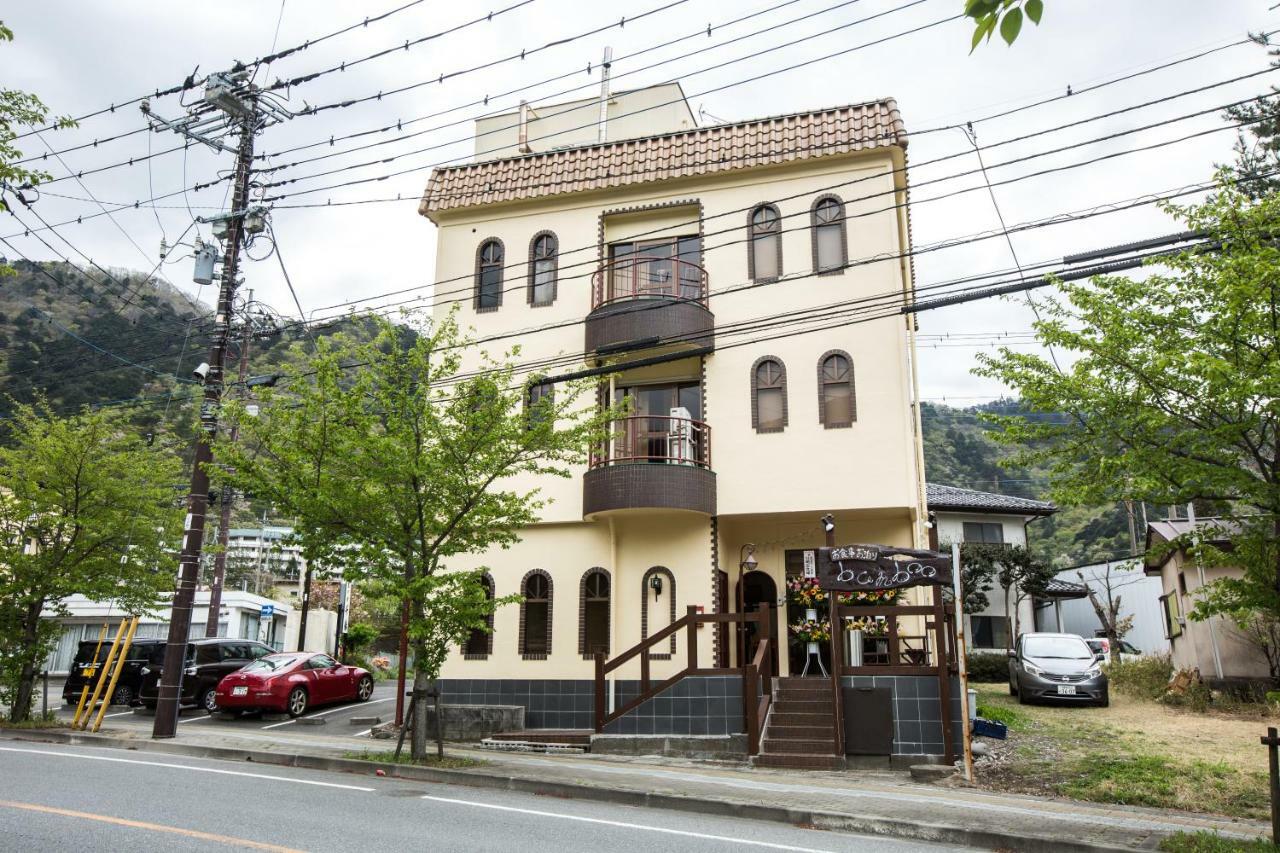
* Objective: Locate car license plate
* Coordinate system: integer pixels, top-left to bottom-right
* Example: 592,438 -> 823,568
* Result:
232,686 -> 248,696
1056,685 -> 1076,696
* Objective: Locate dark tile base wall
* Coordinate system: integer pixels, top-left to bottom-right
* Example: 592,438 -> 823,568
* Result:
841,675 -> 964,757
604,676 -> 744,736
437,679 -> 594,730
436,676 -> 746,733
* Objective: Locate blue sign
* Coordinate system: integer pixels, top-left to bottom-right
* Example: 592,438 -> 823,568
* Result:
260,604 -> 275,618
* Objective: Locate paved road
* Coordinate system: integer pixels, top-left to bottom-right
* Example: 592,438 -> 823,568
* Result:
0,740 -> 978,852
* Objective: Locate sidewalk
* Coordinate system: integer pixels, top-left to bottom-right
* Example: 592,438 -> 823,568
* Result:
5,723 -> 1269,852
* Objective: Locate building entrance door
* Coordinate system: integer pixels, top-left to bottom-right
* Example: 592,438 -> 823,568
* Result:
737,571 -> 779,675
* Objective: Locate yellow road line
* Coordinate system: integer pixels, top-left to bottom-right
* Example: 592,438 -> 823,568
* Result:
0,799 -> 306,852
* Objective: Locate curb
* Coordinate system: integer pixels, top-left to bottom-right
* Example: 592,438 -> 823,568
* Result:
2,729 -> 1158,852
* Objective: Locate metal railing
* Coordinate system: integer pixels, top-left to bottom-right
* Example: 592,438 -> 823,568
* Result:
591,255 -> 709,309
590,414 -> 711,469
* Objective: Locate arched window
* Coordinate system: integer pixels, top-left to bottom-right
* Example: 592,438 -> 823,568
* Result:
640,566 -> 676,659
811,196 -> 847,274
475,238 -> 504,311
751,356 -> 787,433
818,350 -> 856,428
463,573 -> 495,659
528,232 -> 558,306
579,568 -> 610,657
519,569 -> 553,658
748,204 -> 782,282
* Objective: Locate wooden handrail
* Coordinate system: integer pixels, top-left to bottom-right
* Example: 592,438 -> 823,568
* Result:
595,604 -> 774,754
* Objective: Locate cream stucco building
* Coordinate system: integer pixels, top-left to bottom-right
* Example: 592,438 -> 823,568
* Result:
419,84 -> 929,732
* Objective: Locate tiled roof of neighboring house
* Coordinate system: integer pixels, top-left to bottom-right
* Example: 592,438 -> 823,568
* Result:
419,99 -> 907,218
925,483 -> 1057,516
1041,577 -> 1089,600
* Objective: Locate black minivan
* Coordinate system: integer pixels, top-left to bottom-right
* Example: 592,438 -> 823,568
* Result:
62,639 -> 167,707
138,638 -> 275,713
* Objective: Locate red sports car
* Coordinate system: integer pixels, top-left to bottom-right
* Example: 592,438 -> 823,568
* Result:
215,652 -> 374,717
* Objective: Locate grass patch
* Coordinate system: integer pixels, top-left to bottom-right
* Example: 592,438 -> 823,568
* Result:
0,712 -> 67,729
1060,753 -> 1269,818
975,702 -> 1027,730
1159,830 -> 1276,852
342,749 -> 487,769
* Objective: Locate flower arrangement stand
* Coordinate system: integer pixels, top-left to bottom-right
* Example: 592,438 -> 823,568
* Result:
800,641 -> 828,677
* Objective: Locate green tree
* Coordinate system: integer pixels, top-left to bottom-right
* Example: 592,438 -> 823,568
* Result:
965,0 -> 1043,52
1224,34 -> 1280,200
958,542 -> 1000,614
215,312 -> 616,758
0,401 -> 182,721
1188,527 -> 1280,679
0,23 -> 74,276
975,181 -> 1280,647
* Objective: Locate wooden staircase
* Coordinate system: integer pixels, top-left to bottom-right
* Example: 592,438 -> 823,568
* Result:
753,677 -> 844,770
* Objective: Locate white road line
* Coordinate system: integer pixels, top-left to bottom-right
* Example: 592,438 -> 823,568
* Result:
178,714 -> 213,723
419,795 -> 835,852
351,729 -> 372,738
0,746 -> 375,792
261,696 -> 394,730
102,711 -> 134,719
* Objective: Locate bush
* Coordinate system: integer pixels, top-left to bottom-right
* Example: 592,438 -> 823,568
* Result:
1266,690 -> 1280,706
966,652 -> 1010,682
1108,654 -> 1173,700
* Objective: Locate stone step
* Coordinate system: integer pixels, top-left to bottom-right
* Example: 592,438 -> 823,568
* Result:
754,753 -> 845,770
764,724 -> 832,740
762,737 -> 837,755
768,699 -> 833,715
768,711 -> 834,728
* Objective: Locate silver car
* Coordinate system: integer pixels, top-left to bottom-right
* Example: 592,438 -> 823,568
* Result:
1008,632 -> 1109,707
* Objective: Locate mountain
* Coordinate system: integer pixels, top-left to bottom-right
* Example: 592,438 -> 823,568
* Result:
921,399 -> 1138,567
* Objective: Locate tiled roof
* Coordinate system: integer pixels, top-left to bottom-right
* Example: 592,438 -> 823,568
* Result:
1041,577 -> 1089,599
419,99 -> 907,218
926,483 -> 1057,516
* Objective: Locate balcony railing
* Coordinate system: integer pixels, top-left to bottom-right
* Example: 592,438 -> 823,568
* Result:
591,255 -> 709,310
589,415 -> 711,469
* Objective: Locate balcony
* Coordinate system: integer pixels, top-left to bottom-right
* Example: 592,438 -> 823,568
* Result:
586,255 -> 715,359
582,415 -> 716,516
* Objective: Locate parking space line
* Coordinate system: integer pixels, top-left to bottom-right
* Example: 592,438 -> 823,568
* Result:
0,746 -> 376,791
352,728 -> 372,738
102,711 -> 135,719
419,795 -> 834,851
260,696 -> 394,730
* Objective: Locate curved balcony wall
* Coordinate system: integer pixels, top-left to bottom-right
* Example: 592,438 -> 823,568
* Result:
583,415 -> 716,516
586,256 -> 714,358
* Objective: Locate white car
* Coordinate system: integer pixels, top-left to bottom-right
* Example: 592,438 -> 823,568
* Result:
1086,637 -> 1143,662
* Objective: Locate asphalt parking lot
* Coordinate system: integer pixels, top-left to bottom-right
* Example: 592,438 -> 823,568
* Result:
47,676 -> 400,749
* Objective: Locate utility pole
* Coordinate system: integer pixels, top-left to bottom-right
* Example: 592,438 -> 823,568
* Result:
145,71 -> 290,740
206,290 -> 253,637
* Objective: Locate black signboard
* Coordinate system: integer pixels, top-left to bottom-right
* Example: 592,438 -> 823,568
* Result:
817,544 -> 952,592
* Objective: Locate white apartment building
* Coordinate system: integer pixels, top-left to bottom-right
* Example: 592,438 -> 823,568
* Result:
419,84 -> 929,736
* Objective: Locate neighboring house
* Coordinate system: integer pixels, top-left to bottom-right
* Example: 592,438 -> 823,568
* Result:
926,484 -> 1074,652
1143,518 -> 1271,681
42,591 -> 291,675
420,85 -> 927,728
1036,560 -> 1171,656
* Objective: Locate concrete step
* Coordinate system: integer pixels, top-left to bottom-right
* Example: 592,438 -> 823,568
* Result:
768,699 -> 833,715
753,753 -> 844,770
768,711 -> 834,728
773,688 -> 835,703
774,677 -> 834,689
764,724 -> 832,740
762,737 -> 837,755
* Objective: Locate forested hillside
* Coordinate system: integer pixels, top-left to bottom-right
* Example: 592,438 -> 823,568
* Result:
922,399 -> 1137,567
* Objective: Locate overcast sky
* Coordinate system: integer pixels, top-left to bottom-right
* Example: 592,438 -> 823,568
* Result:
5,0 -> 1275,404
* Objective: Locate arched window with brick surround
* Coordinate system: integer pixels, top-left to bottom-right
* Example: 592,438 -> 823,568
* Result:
817,350 -> 856,429
579,568 -> 610,657
810,195 -> 847,274
475,238 -> 504,311
751,356 -> 787,433
519,569 -> 553,659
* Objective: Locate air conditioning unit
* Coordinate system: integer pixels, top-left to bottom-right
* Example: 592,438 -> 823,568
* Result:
668,406 -> 694,464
